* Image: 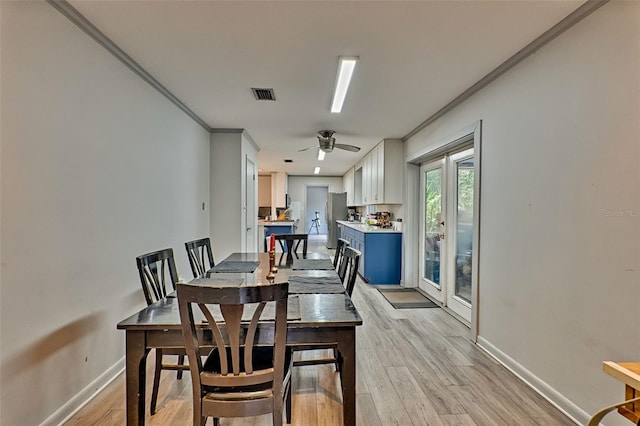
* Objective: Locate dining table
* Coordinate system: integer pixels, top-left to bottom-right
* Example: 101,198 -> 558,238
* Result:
117,251 -> 363,426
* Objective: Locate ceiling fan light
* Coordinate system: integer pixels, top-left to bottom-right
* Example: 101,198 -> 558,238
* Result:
314,167 -> 320,175
317,149 -> 326,161
330,57 -> 358,113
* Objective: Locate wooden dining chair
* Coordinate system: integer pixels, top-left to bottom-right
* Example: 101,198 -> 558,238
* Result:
333,238 -> 349,270
136,248 -> 189,415
185,237 -> 215,278
176,281 -> 292,426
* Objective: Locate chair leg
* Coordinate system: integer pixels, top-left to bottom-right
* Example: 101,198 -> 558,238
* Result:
337,350 -> 344,389
333,348 -> 340,372
273,401 -> 283,426
150,349 -> 163,415
286,380 -> 292,424
176,354 -> 185,380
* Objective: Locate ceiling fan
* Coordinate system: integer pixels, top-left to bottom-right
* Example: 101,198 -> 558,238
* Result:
298,130 -> 361,153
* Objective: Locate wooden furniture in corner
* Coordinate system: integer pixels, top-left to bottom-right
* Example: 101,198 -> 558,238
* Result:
602,361 -> 640,423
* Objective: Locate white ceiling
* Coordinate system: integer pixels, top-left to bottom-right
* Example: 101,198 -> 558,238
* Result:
68,0 -> 582,176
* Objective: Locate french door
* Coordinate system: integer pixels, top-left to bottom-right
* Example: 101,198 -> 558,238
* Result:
418,148 -> 475,323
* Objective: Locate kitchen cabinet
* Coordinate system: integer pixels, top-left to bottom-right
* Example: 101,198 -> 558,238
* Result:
258,175 -> 271,207
360,139 -> 403,205
343,167 -> 356,206
362,154 -> 371,205
339,221 -> 401,284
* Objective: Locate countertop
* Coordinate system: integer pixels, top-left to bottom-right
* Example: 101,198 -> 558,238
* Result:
258,220 -> 296,226
337,220 -> 402,234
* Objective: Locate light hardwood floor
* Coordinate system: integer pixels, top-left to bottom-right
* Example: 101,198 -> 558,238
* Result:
65,237 -> 573,425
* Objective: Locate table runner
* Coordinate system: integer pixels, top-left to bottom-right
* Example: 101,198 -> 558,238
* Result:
288,276 -> 346,294
209,260 -> 260,273
292,258 -> 335,270
189,277 -> 245,286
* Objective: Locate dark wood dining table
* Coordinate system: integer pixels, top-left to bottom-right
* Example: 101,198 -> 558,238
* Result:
117,252 -> 363,426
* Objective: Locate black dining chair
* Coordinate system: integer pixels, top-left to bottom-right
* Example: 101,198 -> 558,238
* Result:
274,233 -> 308,264
339,247 -> 361,297
334,238 -> 350,271
177,281 -> 293,426
293,247 -> 361,377
185,237 -> 215,278
135,248 -> 189,415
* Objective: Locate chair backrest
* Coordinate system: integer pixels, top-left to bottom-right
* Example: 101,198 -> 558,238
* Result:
274,234 -> 308,262
287,234 -> 308,257
185,237 -> 215,278
176,281 -> 289,419
333,238 -> 350,269
136,248 -> 179,305
338,247 -> 361,296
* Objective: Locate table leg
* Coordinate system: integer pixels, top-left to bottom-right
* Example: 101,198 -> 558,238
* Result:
125,330 -> 148,426
337,328 -> 356,426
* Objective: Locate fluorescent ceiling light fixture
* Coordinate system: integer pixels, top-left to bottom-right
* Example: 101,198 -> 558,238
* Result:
314,167 -> 320,175
330,56 -> 358,113
317,149 -> 326,161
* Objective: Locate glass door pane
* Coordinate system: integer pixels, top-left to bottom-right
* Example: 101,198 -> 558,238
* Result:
454,157 -> 474,304
423,168 -> 443,286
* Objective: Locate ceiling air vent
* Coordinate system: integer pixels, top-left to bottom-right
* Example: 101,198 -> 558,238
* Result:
252,88 -> 276,101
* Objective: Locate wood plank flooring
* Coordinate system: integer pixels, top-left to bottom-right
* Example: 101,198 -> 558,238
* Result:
65,238 -> 573,425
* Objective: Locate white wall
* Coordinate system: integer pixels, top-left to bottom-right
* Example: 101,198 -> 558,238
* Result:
404,2 -> 639,423
288,176 -> 343,232
210,130 -> 258,260
0,2 -> 210,425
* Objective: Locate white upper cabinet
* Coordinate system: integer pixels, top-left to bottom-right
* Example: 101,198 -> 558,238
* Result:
360,139 -> 403,205
343,166 -> 355,206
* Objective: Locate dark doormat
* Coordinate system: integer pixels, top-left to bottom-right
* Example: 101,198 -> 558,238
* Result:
378,287 -> 440,309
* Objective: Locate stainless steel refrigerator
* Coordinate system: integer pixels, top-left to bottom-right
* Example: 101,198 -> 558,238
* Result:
326,192 -> 347,249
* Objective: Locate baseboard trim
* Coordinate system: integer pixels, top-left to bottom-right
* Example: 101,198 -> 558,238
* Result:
477,336 -> 587,425
41,357 -> 125,426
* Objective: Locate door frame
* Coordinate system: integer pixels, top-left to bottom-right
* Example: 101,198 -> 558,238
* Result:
444,147 -> 475,321
404,121 -> 482,340
305,185 -> 329,235
245,156 -> 257,252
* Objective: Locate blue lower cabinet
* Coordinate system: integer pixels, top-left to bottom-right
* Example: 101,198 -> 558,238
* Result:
362,233 -> 401,284
341,225 -> 401,284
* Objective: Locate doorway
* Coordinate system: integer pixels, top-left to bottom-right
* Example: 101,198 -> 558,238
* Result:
305,186 -> 328,235
418,148 -> 475,323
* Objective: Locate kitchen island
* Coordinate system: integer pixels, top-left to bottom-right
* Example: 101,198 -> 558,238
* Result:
258,220 -> 297,252
337,220 -> 402,284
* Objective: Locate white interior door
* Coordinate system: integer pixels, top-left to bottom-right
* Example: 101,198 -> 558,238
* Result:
419,148 -> 475,323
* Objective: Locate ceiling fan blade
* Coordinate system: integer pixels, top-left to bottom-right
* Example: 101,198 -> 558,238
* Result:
297,145 -> 315,152
334,143 -> 361,152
